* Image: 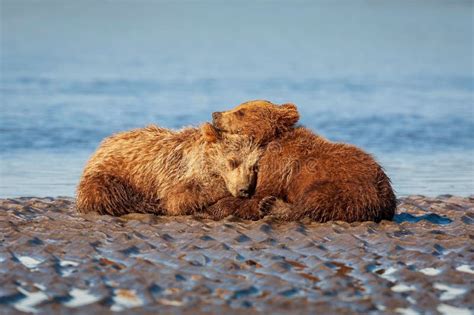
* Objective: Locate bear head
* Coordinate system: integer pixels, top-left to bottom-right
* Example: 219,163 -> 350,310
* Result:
201,123 -> 261,198
211,100 -> 299,144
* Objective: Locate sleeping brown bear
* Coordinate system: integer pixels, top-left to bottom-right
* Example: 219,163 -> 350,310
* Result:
207,100 -> 396,222
76,123 -> 262,216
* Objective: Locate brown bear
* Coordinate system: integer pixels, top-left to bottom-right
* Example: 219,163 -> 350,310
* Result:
208,100 -> 396,222
76,123 -> 262,216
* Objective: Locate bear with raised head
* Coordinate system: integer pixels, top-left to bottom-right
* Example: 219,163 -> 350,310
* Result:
208,100 -> 396,222
76,123 -> 262,216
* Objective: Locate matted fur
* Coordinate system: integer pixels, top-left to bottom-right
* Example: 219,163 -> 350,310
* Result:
207,100 -> 396,222
76,123 -> 261,216
212,100 -> 299,144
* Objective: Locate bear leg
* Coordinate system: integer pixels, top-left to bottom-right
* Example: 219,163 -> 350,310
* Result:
258,196 -> 299,221
76,173 -> 162,216
204,197 -> 267,220
162,181 -> 214,216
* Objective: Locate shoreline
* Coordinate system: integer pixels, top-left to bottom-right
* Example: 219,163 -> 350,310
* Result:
1,195 -> 473,314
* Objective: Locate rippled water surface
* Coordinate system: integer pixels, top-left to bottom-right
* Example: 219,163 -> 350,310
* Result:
1,1 -> 473,197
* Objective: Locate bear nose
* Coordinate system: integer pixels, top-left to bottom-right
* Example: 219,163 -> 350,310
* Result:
238,188 -> 250,198
212,112 -> 222,121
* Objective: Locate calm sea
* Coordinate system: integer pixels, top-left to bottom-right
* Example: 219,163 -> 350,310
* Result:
1,1 -> 473,197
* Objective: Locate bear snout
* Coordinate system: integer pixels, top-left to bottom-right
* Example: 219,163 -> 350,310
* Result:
237,180 -> 256,198
238,188 -> 251,198
212,112 -> 222,128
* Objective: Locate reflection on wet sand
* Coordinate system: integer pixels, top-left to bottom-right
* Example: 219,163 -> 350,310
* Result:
0,195 -> 472,313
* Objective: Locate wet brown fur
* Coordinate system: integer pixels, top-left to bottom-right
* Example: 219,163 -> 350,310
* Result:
208,100 -> 396,222
76,123 -> 262,216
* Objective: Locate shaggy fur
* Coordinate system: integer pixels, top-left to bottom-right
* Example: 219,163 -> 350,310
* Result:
76,123 -> 262,216
212,100 -> 299,144
207,100 -> 396,222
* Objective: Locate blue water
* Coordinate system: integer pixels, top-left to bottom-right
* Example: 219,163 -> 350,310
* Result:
1,1 -> 473,197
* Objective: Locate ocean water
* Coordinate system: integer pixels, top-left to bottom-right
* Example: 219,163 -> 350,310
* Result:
1,0 -> 473,198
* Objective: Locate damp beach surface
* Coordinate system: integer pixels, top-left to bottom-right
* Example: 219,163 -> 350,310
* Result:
0,195 -> 473,314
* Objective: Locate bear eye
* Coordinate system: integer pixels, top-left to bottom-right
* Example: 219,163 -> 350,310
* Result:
236,110 -> 245,117
252,165 -> 259,172
228,159 -> 241,169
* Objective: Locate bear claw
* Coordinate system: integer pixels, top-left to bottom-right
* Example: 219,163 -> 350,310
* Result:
258,196 -> 278,214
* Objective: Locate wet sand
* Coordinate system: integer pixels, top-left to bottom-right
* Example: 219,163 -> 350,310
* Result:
0,196 -> 473,314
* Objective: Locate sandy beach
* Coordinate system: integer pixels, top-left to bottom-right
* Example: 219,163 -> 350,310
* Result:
1,195 -> 472,314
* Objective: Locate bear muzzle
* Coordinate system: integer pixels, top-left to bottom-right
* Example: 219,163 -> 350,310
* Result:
236,178 -> 257,198
212,112 -> 223,130
238,188 -> 251,198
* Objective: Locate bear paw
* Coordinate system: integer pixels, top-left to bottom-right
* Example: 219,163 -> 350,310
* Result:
258,196 -> 278,214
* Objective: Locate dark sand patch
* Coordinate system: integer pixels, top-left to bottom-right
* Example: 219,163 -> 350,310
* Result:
0,196 -> 473,314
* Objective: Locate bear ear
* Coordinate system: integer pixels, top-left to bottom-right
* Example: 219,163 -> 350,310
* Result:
202,122 -> 221,143
279,103 -> 300,127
